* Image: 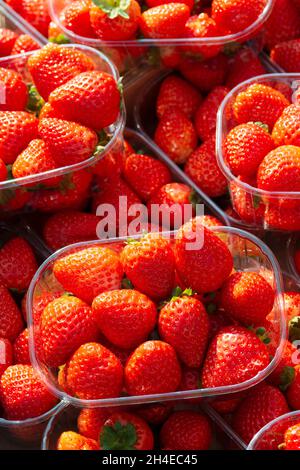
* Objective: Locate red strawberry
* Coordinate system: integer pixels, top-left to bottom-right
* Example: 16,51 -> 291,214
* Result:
158,294 -> 209,368
139,3 -> 190,39
11,34 -> 40,55
13,328 -> 30,365
12,139 -> 60,187
123,153 -> 171,201
0,237 -> 38,292
179,53 -> 228,93
154,109 -> 197,164
184,13 -> 221,58
62,0 -> 96,38
48,71 -> 120,131
272,104 -> 300,146
0,364 -> 57,420
27,44 -> 95,101
65,342 -> 123,399
40,295 -> 98,368
39,102 -> 64,120
57,431 -> 99,450
125,340 -> 181,396
265,203 -> 300,231
178,367 -> 201,396
184,136 -> 227,197
0,338 -> 13,377
0,188 -> 31,212
220,272 -> 275,325
78,408 -> 109,440
175,218 -> 233,293
268,341 -> 297,388
211,0 -> 266,34
224,122 -> 275,177
9,0 -> 51,36
286,365 -> 300,409
264,0 -> 300,49
0,159 -> 7,182
282,424 -> 300,450
0,68 -> 28,112
0,111 -> 38,164
0,283 -> 23,341
194,85 -> 229,141
92,289 -> 157,349
233,83 -> 290,130
146,0 -> 194,8
271,39 -> 300,72
53,245 -> 124,304
202,326 -> 270,388
160,410 -> 212,450
0,28 -> 18,56
43,210 -> 99,251
232,384 -> 289,443
90,0 -> 141,40
38,118 -> 98,166
120,234 -> 175,301
136,402 -> 173,425
229,175 -> 265,224
156,75 -> 202,120
226,47 -> 266,89
100,412 -> 154,450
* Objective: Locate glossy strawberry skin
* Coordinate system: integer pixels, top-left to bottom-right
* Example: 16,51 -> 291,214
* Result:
53,245 -> 124,305
160,411 -> 212,450
272,104 -> 300,146
271,39 -> 300,72
195,85 -> 229,141
0,67 -> 28,112
57,431 -> 100,450
78,408 -> 109,440
139,3 -> 190,39
92,289 -> 157,350
11,34 -> 40,55
264,0 -> 300,49
0,283 -> 23,342
0,338 -> 13,377
226,47 -> 266,89
212,0 -> 266,34
0,158 -> 7,182
183,13 -> 221,58
159,296 -> 209,368
13,328 -> 30,365
0,111 -> 38,164
63,0 -> 96,38
125,340 -> 182,396
11,0 -> 51,36
136,402 -> 173,425
283,424 -> 300,450
179,53 -> 228,93
0,28 -> 18,56
267,340 -> 297,387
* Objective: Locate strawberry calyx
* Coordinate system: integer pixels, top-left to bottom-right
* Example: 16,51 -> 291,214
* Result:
189,190 -> 202,211
100,421 -> 137,450
250,326 -> 271,345
223,42 -> 242,57
49,34 -> 70,45
289,316 -> 300,342
27,85 -> 45,116
121,277 -> 134,289
253,121 -> 270,133
171,286 -> 195,300
92,0 -> 130,20
279,366 -> 295,392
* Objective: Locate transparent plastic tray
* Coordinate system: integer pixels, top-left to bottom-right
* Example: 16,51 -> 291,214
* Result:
287,234 -> 300,281
27,226 -> 286,408
0,43 -> 125,215
248,411 -> 300,450
216,73 -> 300,231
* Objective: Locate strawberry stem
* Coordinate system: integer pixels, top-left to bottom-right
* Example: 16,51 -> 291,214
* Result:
92,0 -> 130,19
100,422 -> 137,450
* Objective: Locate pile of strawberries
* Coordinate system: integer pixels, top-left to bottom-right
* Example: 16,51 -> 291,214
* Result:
0,28 -> 40,57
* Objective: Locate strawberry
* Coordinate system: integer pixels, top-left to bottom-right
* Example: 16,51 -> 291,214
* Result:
11,34 -> 40,55
211,396 -> 242,414
140,3 -> 190,38
38,118 -> 98,166
286,365 -> 300,409
120,234 -> 175,301
93,139 -> 133,184
0,111 -> 38,164
268,341 -> 297,388
125,340 -> 181,395
0,364 -> 57,420
211,0 -> 266,34
272,104 -> 300,146
100,412 -> 154,450
8,0 -> 51,36
40,295 -> 98,368
30,169 -> 92,212
0,283 -> 23,341
27,44 -> 95,101
62,0 -> 96,38
178,367 -> 201,397
224,123 -> 275,177
48,20 -> 69,43
160,410 -> 212,450
221,272 -> 275,325
53,245 -> 124,304
158,294 -> 209,368
0,159 -> 7,182
183,13 -> 221,58
179,53 -> 228,93
184,136 -> 227,197
271,39 -> 300,72
92,289 -> 157,349
225,47 -> 266,89
136,402 -> 173,425
65,342 -> 123,399
13,328 -> 30,365
57,431 -> 100,450
281,424 -> 300,450
123,153 -> 171,201
233,83 -> 290,130
257,145 -> 300,193
0,338 -> 13,377
202,326 -> 270,388
194,85 -> 229,141
284,292 -> 300,324
90,0 -> 141,40
0,237 -> 38,292
39,102 -> 64,120
0,68 -> 28,112
156,75 -> 202,120
232,384 -> 289,443
197,214 -> 223,228
48,71 -> 120,131
154,109 -> 197,164
0,188 -> 31,212
230,175 -> 265,224
264,0 -> 300,49
43,210 -> 99,250
265,203 -> 300,231
78,408 -> 109,440
146,0 -> 194,8
0,28 -> 18,57
12,139 -> 60,187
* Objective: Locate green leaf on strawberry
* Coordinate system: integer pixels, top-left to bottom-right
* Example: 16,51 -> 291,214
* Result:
100,422 -> 137,450
92,0 -> 130,19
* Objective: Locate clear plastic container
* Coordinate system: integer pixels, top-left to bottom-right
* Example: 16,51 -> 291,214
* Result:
216,73 -> 300,232
248,411 -> 300,450
0,43 -> 125,216
287,234 -> 300,281
48,0 -> 274,75
27,226 -> 286,408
